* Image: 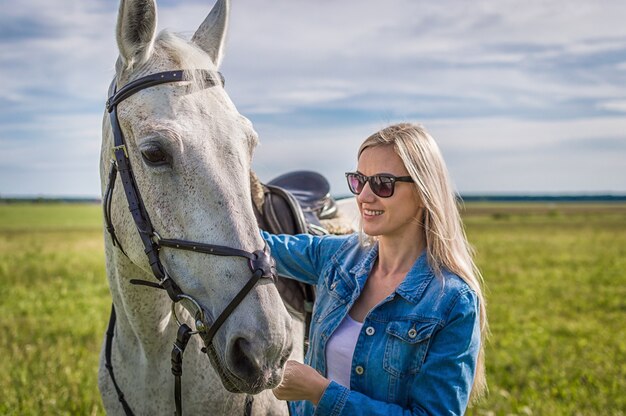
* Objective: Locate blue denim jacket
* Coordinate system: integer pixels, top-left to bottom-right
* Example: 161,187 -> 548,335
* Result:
263,232 -> 480,416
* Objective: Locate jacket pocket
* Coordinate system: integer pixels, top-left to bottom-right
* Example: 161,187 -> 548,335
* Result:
383,320 -> 439,377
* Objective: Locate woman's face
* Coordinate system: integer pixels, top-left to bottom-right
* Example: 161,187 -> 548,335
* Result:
356,145 -> 423,240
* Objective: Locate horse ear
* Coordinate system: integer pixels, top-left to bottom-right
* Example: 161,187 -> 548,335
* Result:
191,0 -> 230,68
116,0 -> 158,69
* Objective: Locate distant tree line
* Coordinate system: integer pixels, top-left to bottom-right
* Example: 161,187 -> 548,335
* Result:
2,194 -> 626,204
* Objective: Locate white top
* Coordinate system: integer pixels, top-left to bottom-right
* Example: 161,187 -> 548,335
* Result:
325,314 -> 364,388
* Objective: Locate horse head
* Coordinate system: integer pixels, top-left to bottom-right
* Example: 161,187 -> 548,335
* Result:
101,0 -> 292,394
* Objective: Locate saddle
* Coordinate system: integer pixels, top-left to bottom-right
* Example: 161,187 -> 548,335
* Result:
252,171 -> 339,344
260,170 -> 338,236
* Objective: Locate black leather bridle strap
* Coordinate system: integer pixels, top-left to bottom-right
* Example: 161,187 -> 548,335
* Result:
106,70 -> 224,111
172,324 -> 193,416
244,395 -> 254,416
105,305 -> 134,416
156,238 -> 277,282
103,161 -> 127,254
202,269 -> 264,345
158,238 -> 257,261
110,104 -> 170,288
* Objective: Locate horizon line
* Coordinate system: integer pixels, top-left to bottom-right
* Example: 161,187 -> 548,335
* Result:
2,193 -> 626,203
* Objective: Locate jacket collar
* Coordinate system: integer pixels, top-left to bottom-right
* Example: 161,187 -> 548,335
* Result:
349,240 -> 378,276
349,242 -> 433,303
395,250 -> 434,303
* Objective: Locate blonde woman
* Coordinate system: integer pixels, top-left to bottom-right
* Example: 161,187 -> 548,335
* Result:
264,123 -> 487,415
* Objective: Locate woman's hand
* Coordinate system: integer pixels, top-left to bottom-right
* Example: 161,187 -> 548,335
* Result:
272,360 -> 331,405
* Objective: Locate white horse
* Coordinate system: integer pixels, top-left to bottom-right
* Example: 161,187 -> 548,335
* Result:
98,0 -> 304,414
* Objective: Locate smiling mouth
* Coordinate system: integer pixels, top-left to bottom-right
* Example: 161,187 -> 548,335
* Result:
363,209 -> 384,216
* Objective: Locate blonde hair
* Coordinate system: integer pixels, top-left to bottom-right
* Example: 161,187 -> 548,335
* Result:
358,122 -> 488,403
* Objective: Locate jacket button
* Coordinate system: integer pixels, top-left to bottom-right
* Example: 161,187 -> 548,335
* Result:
330,281 -> 338,290
365,326 -> 375,336
355,366 -> 364,375
408,328 -> 417,338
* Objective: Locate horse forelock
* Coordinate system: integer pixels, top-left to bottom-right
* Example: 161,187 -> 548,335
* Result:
116,30 -> 221,89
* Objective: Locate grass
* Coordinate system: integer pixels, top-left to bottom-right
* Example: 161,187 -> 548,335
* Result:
0,203 -> 109,415
0,202 -> 625,415
463,203 -> 626,415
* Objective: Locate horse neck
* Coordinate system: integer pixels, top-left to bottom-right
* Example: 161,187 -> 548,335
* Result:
105,242 -> 179,357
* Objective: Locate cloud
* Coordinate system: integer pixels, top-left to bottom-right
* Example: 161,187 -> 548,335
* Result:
1,0 -> 626,196
597,100 -> 626,113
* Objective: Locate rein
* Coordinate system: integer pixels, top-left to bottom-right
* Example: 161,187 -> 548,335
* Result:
103,69 -> 273,416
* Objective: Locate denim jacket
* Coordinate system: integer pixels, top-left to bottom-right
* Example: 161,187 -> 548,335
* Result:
263,232 -> 480,416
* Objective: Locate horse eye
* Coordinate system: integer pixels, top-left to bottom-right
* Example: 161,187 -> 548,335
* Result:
141,146 -> 169,166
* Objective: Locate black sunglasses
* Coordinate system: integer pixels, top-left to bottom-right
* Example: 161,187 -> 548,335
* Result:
345,172 -> 414,198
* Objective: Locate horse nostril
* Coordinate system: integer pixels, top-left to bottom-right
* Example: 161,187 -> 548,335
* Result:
228,335 -> 294,384
230,337 -> 261,379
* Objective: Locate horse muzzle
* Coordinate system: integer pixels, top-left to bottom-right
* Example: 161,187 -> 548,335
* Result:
203,335 -> 290,394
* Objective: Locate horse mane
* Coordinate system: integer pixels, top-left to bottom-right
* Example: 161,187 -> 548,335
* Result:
249,171 -> 265,214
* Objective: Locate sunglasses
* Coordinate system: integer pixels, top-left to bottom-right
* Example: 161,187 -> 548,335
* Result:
345,172 -> 414,198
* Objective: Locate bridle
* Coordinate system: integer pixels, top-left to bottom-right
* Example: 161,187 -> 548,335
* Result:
103,69 -> 274,416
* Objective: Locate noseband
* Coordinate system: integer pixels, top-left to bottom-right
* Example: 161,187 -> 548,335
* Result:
103,69 -> 273,416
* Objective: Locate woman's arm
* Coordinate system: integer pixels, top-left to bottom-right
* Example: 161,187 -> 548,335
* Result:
262,231 -> 347,286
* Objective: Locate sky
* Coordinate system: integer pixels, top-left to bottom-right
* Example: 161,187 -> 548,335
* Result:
1,0 -> 626,198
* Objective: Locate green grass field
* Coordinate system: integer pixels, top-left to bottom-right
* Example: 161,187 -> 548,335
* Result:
0,202 -> 624,415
